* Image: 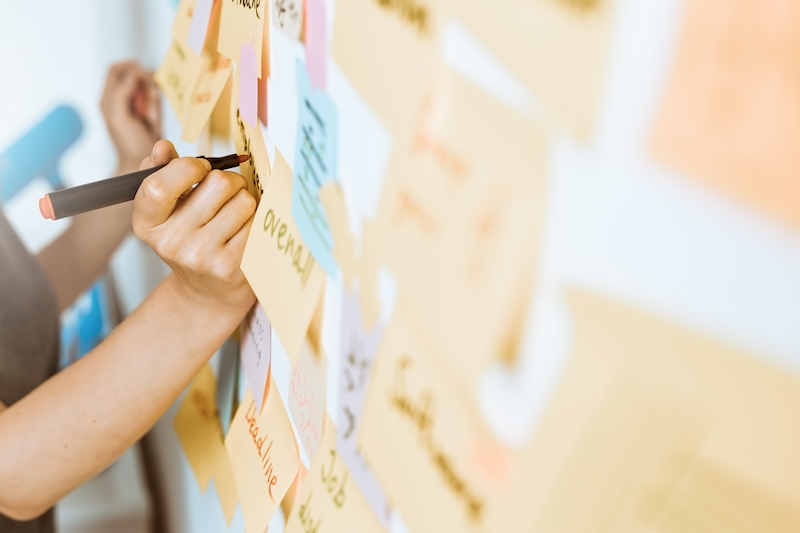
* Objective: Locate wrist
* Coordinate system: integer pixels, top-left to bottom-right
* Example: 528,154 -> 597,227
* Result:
162,273 -> 253,329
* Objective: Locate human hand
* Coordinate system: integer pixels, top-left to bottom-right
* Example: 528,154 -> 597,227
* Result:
100,61 -> 162,174
132,140 -> 257,315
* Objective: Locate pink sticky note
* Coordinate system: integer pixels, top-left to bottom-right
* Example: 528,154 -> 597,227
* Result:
304,0 -> 327,90
239,303 -> 272,413
187,0 -> 215,55
239,40 -> 258,128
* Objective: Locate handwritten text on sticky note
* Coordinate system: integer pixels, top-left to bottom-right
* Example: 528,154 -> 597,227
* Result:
292,58 -> 339,277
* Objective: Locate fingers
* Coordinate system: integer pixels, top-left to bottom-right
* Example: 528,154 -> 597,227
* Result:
177,170 -> 249,226
139,140 -> 179,170
134,157 -> 211,228
203,188 -> 257,243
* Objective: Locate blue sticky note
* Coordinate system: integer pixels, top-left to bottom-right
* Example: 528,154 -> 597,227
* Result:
292,59 -> 339,277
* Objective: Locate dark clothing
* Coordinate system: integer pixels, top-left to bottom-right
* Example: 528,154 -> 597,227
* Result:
0,210 -> 59,532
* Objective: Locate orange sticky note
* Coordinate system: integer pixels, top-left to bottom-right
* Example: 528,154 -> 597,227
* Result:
649,0 -> 800,229
225,384 -> 300,533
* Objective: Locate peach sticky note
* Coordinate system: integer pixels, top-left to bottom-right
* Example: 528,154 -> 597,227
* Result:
359,305 -> 519,533
304,0 -> 327,89
332,0 -> 437,132
225,385 -> 300,533
649,0 -> 800,230
217,0 -> 267,76
288,338 -> 327,461
239,40 -> 259,128
284,417 -> 386,533
444,0 -> 614,139
512,288 -> 800,531
239,302 -> 272,413
373,67 -> 547,387
240,149 -> 326,363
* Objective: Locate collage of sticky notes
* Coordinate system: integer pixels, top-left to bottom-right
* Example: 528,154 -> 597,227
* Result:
160,0 -> 800,531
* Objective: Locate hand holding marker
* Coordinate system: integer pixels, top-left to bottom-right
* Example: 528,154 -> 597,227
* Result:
39,153 -> 250,220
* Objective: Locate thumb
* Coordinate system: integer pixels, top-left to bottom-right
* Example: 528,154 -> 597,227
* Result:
140,139 -> 179,170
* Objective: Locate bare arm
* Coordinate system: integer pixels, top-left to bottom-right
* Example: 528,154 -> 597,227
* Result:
37,61 -> 161,311
0,142 -> 256,520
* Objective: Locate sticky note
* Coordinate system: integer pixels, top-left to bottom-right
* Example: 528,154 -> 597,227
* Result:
336,290 -> 391,526
230,70 -> 271,200
210,74 -> 232,139
187,0 -> 215,55
239,40 -> 259,128
173,365 -> 225,491
332,0 -> 436,131
239,302 -> 272,413
319,182 -> 357,290
212,447 -> 239,525
217,0 -> 267,76
225,385 -> 300,533
373,67 -> 547,386
514,288 -> 800,530
292,58 -> 339,277
288,339 -> 327,461
649,0 -> 800,229
445,0 -> 614,138
171,0 -> 198,45
240,149 -> 326,363
154,40 -> 203,121
359,306 -> 517,533
304,0 -> 327,89
271,0 -> 304,41
284,417 -> 386,533
182,0 -> 232,142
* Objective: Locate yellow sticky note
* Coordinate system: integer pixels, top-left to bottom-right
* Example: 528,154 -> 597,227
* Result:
217,0 -> 267,77
213,447 -> 239,526
225,385 -> 301,533
230,70 -> 271,201
210,73 -> 232,140
173,364 -> 223,491
332,0 -> 438,132
182,0 -> 233,142
649,0 -> 800,230
172,0 -> 198,45
514,289 -> 800,531
284,417 -> 386,533
360,306 -> 519,533
444,0 -> 614,138
373,67 -> 547,386
240,150 -> 326,362
155,39 -> 203,122
319,182 -> 357,291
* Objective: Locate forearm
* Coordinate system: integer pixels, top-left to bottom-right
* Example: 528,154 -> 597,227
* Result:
37,196 -> 135,312
0,273 -> 247,519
